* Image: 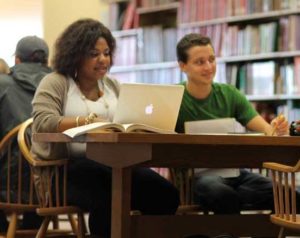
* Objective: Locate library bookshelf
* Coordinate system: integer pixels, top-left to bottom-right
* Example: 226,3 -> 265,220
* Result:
107,0 -> 300,123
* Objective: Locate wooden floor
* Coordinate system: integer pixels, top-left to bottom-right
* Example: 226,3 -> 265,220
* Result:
0,216 -> 299,238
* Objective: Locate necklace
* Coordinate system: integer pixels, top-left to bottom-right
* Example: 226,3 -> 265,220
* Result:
99,80 -> 109,110
76,80 -> 109,118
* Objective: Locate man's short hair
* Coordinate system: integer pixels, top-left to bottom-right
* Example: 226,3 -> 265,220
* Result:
15,36 -> 49,64
176,33 -> 213,63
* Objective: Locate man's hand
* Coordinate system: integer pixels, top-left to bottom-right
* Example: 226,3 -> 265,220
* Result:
270,114 -> 289,136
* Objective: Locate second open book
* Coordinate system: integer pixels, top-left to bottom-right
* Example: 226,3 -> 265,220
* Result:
63,122 -> 176,138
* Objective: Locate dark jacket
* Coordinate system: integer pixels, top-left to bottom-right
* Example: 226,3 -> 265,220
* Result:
0,62 -> 52,140
0,62 -> 52,199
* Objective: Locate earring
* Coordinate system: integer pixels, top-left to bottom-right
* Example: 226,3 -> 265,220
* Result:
74,70 -> 78,79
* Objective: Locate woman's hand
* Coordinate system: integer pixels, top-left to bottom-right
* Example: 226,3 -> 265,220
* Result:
93,117 -> 109,123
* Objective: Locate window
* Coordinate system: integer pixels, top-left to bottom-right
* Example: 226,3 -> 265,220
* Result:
0,0 -> 43,66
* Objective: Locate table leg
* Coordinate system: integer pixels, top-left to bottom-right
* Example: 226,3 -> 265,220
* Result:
111,167 -> 132,238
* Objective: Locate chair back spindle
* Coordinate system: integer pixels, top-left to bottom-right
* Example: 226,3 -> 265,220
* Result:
264,161 -> 300,237
0,123 -> 39,237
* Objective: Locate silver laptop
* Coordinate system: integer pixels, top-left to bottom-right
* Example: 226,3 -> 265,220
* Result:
113,83 -> 184,131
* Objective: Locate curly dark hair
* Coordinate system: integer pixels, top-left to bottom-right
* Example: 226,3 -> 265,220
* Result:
52,18 -> 116,78
176,33 -> 213,63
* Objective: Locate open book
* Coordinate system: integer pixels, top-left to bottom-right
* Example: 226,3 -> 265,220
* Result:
63,122 -> 176,138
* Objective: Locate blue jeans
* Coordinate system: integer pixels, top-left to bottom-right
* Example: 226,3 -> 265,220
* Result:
194,169 -> 274,214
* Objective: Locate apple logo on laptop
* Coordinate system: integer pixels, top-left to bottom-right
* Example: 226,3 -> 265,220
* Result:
145,104 -> 153,115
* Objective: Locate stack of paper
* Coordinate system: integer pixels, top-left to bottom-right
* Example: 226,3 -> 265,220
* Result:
184,118 -> 245,135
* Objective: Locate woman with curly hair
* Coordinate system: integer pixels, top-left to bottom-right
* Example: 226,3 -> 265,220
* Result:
31,18 -> 179,238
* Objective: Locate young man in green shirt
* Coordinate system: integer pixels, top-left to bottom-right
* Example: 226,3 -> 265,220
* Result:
175,33 -> 289,214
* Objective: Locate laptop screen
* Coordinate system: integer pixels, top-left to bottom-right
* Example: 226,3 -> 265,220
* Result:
113,83 -> 184,131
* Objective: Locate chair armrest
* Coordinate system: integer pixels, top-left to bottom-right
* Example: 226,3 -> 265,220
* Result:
17,118 -> 69,167
31,158 -> 69,167
263,162 -> 294,172
263,160 -> 300,173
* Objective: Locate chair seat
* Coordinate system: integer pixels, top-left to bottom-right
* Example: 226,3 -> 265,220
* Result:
271,214 -> 300,231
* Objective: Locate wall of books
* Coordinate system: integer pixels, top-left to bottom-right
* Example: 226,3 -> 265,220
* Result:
107,0 -> 300,122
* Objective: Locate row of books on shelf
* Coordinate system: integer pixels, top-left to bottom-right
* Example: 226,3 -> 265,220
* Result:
138,0 -> 177,8
237,61 -> 277,95
109,1 -> 138,31
279,15 -> 300,52
114,33 -> 140,66
109,1 -> 127,31
179,0 -> 300,23
112,15 -> 299,66
178,24 -> 225,57
222,22 -> 278,56
109,0 -> 179,31
108,0 -> 300,31
111,57 -> 300,99
111,61 -> 244,86
109,67 -> 182,84
142,26 -> 177,63
224,57 -> 300,96
113,26 -> 178,65
179,15 -> 300,57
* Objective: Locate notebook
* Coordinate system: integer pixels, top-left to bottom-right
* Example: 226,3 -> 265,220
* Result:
113,83 -> 184,131
185,118 -> 245,178
184,118 -> 245,134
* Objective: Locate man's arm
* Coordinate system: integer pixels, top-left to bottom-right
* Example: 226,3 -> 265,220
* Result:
246,114 -> 289,136
246,115 -> 273,135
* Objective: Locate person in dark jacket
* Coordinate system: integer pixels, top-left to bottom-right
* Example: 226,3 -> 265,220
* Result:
0,36 -> 52,139
0,35 -> 52,231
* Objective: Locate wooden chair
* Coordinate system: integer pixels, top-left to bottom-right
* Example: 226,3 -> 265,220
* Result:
0,122 -> 40,238
263,160 -> 300,238
17,118 -> 87,238
171,167 -> 272,215
170,168 -> 202,214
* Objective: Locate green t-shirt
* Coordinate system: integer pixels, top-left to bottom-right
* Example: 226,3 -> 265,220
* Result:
175,82 -> 258,133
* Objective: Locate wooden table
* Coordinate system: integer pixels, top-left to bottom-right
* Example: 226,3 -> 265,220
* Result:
33,133 -> 300,238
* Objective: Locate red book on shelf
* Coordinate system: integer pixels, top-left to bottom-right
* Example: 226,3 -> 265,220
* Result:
133,11 -> 139,28
182,0 -> 191,23
197,0 -> 204,21
122,2 -> 136,30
